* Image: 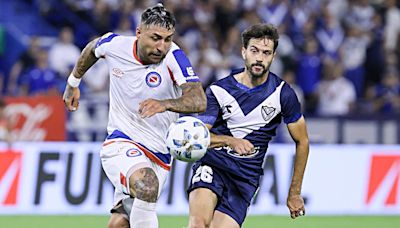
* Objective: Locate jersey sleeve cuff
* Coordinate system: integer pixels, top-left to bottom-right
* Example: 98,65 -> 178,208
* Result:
283,112 -> 302,124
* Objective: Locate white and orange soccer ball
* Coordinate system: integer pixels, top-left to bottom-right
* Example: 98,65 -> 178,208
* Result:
166,116 -> 210,162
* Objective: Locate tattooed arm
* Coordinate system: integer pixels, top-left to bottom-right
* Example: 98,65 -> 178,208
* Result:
138,82 -> 206,118
161,82 -> 206,113
71,38 -> 99,78
63,38 -> 99,111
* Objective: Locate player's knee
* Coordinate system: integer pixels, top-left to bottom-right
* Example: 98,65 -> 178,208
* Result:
107,214 -> 129,228
189,215 -> 212,228
129,167 -> 159,202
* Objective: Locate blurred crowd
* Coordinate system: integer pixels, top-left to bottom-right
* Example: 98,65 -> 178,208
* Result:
2,0 -> 400,116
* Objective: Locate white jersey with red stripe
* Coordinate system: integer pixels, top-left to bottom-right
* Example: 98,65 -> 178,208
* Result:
94,32 -> 200,159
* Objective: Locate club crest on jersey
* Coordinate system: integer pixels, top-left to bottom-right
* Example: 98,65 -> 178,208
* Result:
146,72 -> 162,88
126,148 -> 142,157
261,105 -> 276,121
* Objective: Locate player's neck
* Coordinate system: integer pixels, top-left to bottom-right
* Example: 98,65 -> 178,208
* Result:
235,70 -> 269,88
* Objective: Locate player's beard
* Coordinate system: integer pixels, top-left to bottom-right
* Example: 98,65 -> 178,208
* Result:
245,62 -> 269,78
147,52 -> 166,64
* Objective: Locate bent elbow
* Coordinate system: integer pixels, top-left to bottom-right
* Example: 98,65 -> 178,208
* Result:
199,97 -> 207,112
194,91 -> 206,112
302,137 -> 310,146
293,135 -> 309,146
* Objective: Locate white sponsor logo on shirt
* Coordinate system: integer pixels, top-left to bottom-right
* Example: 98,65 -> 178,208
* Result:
186,67 -> 195,76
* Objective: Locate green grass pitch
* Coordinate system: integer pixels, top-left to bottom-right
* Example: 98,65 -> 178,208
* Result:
1,215 -> 399,228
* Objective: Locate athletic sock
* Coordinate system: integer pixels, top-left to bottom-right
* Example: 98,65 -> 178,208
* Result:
130,198 -> 158,228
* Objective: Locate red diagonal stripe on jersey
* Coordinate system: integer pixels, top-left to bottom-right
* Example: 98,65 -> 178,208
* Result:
0,150 -> 22,205
167,67 -> 176,83
120,172 -> 127,188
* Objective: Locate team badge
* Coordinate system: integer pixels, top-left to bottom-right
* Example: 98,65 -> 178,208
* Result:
261,105 -> 276,121
145,72 -> 162,88
126,148 -> 142,157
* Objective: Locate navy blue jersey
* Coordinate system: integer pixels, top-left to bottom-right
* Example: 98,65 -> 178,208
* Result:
197,68 -> 302,186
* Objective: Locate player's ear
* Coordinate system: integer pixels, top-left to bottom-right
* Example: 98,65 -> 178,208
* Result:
241,47 -> 246,59
136,27 -> 141,37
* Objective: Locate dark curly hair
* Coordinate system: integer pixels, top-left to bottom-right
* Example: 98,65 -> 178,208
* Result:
140,3 -> 176,30
241,23 -> 279,52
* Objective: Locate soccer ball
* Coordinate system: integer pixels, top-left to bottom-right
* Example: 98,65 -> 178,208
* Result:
166,116 -> 210,162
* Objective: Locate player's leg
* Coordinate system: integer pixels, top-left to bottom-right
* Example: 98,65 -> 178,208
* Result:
188,188 -> 218,228
128,151 -> 170,228
187,163 -> 256,228
100,141 -> 166,228
100,142 -> 132,227
127,165 -> 159,228
187,163 -> 225,228
108,213 -> 129,228
209,174 -> 257,228
108,198 -> 133,228
210,211 -> 240,228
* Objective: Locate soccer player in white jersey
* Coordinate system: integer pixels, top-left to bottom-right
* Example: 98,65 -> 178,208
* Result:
187,24 -> 310,227
62,4 -> 206,228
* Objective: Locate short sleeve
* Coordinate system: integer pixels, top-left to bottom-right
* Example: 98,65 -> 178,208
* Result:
94,32 -> 119,58
198,86 -> 220,126
281,83 -> 302,124
165,45 -> 200,86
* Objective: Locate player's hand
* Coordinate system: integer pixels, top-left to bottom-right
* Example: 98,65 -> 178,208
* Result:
227,138 -> 254,155
139,99 -> 166,118
287,195 -> 305,219
63,84 -> 80,112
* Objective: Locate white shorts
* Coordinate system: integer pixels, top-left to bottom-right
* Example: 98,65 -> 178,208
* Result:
100,139 -> 169,205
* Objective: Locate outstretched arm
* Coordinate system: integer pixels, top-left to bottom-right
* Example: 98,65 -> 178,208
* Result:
63,38 -> 99,111
286,116 -> 309,219
138,82 -> 206,118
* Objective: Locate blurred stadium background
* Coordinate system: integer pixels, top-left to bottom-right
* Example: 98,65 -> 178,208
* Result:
0,0 -> 400,227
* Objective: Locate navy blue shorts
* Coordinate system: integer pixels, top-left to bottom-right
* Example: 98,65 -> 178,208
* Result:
187,162 -> 258,226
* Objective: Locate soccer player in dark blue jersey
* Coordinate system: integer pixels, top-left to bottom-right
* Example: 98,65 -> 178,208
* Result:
187,23 -> 310,228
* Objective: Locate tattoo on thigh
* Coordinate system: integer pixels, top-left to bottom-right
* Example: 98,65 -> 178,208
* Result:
132,168 -> 159,202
